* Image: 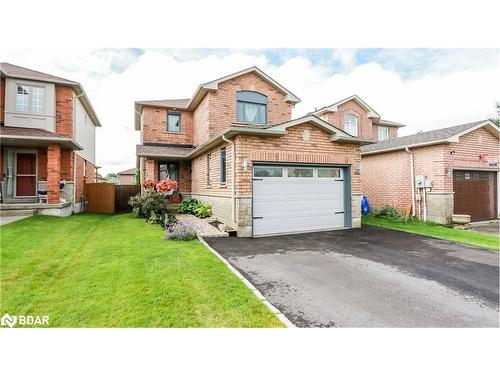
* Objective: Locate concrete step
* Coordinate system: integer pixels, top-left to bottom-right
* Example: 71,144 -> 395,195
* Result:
0,209 -> 37,217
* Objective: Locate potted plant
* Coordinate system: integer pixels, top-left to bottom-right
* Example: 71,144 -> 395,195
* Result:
170,189 -> 182,203
155,178 -> 179,199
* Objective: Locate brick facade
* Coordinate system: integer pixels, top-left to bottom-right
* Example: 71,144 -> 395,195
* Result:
361,126 -> 499,223
47,143 -> 61,203
55,86 -> 74,138
141,107 -> 193,145
319,98 -> 399,141
0,77 -> 5,123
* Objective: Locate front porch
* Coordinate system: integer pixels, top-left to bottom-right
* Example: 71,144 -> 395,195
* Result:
0,126 -> 82,214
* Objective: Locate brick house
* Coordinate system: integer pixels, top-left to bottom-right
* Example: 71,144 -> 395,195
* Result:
360,120 -> 500,223
136,67 -> 379,237
117,167 -> 137,185
310,95 -> 405,142
0,63 -> 100,216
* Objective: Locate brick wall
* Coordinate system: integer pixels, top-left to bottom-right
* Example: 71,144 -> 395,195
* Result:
320,100 -> 374,139
55,86 -> 74,138
192,72 -> 293,146
47,143 -> 61,203
361,150 -> 412,211
75,153 -> 96,201
141,107 -> 193,145
191,143 -> 233,197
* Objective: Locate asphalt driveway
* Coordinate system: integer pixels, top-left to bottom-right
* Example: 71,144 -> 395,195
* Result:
204,226 -> 499,327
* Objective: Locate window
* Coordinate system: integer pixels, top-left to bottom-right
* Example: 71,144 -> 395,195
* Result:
16,85 -> 45,113
318,168 -> 341,178
343,114 -> 358,136
236,91 -> 267,124
207,154 -> 212,185
167,112 -> 181,132
254,166 -> 283,178
220,148 -> 227,184
378,126 -> 389,141
287,167 -> 313,178
83,160 -> 88,178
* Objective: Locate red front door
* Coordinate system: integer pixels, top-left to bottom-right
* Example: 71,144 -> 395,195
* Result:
16,153 -> 37,197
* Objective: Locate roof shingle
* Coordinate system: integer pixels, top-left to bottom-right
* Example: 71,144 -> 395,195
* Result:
136,144 -> 193,159
0,62 -> 79,85
135,99 -> 190,109
361,120 -> 488,154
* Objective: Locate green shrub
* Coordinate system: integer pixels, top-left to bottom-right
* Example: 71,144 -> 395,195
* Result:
165,223 -> 197,241
177,198 -> 212,218
194,203 -> 212,218
177,198 -> 200,214
372,206 -> 415,223
129,191 -> 168,220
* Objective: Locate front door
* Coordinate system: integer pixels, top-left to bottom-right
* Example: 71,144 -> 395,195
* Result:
159,161 -> 179,182
15,152 -> 37,197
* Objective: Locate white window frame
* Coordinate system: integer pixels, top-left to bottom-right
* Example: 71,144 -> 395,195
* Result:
207,154 -> 212,186
16,84 -> 45,114
343,114 -> 358,136
378,126 -> 389,141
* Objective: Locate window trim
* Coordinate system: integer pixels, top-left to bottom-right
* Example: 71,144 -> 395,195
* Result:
166,112 -> 182,133
287,167 -> 314,178
343,114 -> 358,136
16,84 -> 46,114
220,147 -> 227,185
378,126 -> 389,141
253,165 -> 284,178
236,91 -> 268,124
207,154 -> 212,186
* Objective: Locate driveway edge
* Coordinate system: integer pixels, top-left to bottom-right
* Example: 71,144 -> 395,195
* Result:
197,236 -> 296,328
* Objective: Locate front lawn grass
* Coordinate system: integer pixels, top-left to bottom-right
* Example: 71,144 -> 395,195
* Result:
0,214 -> 283,327
362,215 -> 499,251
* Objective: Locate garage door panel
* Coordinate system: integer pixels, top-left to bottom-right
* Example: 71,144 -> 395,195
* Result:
252,165 -> 347,236
453,170 -> 497,222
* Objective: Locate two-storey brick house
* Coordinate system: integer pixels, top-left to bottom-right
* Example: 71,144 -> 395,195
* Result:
0,63 -> 101,216
136,67 -> 378,237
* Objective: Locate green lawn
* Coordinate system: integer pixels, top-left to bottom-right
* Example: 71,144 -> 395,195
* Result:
0,214 -> 282,327
362,215 -> 499,251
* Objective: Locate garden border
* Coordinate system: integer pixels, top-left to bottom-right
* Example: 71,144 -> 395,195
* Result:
197,236 -> 296,328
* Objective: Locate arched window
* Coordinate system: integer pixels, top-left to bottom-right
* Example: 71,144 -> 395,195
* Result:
343,114 -> 358,136
236,91 -> 267,124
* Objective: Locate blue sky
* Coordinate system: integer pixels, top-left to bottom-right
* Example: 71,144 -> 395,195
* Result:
1,48 -> 498,173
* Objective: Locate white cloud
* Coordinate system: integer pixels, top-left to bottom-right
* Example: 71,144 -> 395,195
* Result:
1,49 -> 498,174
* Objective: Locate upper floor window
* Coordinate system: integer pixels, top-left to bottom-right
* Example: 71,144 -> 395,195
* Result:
378,126 -> 389,141
236,91 -> 267,124
343,114 -> 358,136
167,112 -> 181,132
16,85 -> 45,113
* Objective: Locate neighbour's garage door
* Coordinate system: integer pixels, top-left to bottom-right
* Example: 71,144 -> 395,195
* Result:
453,170 -> 497,221
252,164 -> 348,236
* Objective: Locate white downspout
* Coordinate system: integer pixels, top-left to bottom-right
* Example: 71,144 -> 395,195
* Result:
221,134 -> 236,226
422,186 -> 427,222
405,147 -> 416,217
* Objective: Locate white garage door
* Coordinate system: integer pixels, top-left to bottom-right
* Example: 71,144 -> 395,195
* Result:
252,165 -> 347,237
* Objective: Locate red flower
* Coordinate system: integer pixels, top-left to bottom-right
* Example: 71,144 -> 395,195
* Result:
142,179 -> 156,190
156,178 -> 179,193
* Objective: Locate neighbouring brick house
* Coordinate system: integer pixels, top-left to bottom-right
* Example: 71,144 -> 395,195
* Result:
136,67 -> 380,237
360,120 -> 500,223
0,63 -> 100,216
310,95 -> 405,142
117,167 -> 137,185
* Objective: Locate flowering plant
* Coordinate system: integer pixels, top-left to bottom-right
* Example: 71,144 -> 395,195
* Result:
142,179 -> 156,190
156,178 -> 179,193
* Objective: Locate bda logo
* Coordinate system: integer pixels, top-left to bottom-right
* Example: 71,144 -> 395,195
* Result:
1,313 -> 17,328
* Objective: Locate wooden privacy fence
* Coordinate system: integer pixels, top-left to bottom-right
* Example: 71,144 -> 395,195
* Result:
84,183 -> 140,214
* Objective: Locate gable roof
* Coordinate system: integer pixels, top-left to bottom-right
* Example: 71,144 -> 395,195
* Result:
361,119 -> 499,155
310,95 -> 406,128
117,168 -> 136,175
135,66 -> 301,130
312,95 -> 380,118
0,62 -> 102,127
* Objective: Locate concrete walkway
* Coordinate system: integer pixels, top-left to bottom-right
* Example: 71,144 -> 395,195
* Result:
0,215 -> 31,225
176,214 -> 228,237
